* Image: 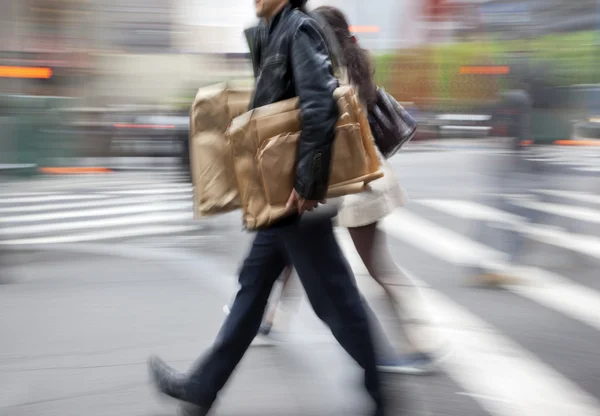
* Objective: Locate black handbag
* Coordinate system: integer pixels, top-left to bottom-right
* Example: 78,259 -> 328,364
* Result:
368,88 -> 418,158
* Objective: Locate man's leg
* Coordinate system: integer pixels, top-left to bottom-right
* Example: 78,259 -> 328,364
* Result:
278,218 -> 384,414
149,228 -> 287,410
186,228 -> 287,405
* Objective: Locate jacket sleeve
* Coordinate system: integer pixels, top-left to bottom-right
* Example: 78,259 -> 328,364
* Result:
290,20 -> 339,201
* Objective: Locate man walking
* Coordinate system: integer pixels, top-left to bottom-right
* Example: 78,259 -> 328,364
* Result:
147,1 -> 385,415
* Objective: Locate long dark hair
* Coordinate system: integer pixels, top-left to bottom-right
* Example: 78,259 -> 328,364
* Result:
314,6 -> 377,107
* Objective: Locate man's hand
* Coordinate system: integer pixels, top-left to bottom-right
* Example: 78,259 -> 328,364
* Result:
286,189 -> 320,215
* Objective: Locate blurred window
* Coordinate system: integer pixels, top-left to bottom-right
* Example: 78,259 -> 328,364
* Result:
97,0 -> 174,52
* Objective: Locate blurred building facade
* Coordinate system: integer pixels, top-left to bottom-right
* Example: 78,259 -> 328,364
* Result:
91,0 -> 175,52
477,0 -> 598,39
4,0 -> 596,104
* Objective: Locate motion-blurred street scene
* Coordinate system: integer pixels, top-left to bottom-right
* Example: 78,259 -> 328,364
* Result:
1,0 -> 600,415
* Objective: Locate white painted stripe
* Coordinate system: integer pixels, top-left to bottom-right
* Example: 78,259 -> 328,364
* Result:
1,176 -> 188,186
0,212 -> 193,236
522,223 -> 600,259
0,163 -> 36,169
105,187 -> 193,195
483,193 -> 528,200
6,181 -> 191,191
536,190 -> 600,205
342,220 -> 600,332
580,162 -> 600,168
0,224 -> 201,246
0,201 -> 193,224
418,285 -> 600,416
441,126 -> 492,131
334,229 -> 600,416
407,200 -> 600,259
525,158 -> 559,162
509,199 -> 600,224
437,114 -> 491,121
0,193 -> 192,214
553,160 -> 580,166
378,209 -> 508,266
499,265 -> 600,333
0,191 -> 63,197
4,175 -> 186,183
414,199 -> 525,224
0,181 -> 190,194
3,187 -> 191,197
1,194 -> 109,205
575,166 -> 600,172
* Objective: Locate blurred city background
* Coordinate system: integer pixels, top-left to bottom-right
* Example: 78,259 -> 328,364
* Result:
1,1 -> 600,415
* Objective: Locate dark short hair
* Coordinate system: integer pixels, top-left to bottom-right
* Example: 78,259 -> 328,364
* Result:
289,0 -> 307,9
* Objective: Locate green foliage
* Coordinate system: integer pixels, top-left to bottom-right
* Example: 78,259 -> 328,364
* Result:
372,31 -> 599,92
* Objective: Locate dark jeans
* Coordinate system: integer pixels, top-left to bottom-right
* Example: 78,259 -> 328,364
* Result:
185,217 -> 384,414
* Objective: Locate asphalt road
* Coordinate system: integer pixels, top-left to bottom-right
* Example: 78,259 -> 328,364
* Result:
2,139 -> 600,416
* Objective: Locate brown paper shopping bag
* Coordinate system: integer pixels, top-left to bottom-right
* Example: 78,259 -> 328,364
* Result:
228,85 -> 383,230
189,83 -> 251,217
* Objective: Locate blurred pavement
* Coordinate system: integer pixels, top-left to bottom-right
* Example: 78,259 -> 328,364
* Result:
0,246 -> 455,416
2,142 -> 600,416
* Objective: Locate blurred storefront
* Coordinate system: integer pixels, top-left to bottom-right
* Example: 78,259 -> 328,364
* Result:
0,0 -> 93,97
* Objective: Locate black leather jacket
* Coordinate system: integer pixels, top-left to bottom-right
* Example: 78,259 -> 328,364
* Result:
244,4 -> 339,201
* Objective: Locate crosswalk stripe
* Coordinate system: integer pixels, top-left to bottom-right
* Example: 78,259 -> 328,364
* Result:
3,182 -> 192,193
418,286 -> 600,416
333,230 -> 600,416
417,197 -> 600,225
575,166 -> 600,172
500,265 -> 600,333
375,206 -> 600,333
526,157 -> 564,162
1,194 -> 110,205
405,200 -> 600,259
536,190 -> 600,205
0,193 -> 192,214
0,224 -> 201,246
353,209 -> 600,330
0,201 -> 193,224
414,199 -> 525,224
0,176 -> 195,244
508,198 -> 600,224
105,187 -> 193,195
517,147 -> 600,172
0,175 -> 189,193
522,223 -> 600,259
0,211 -> 193,236
379,209 -> 508,266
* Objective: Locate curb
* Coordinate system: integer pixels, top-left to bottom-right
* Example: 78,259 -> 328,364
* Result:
35,166 -> 188,174
38,167 -> 114,174
554,139 -> 600,146
110,166 -> 187,172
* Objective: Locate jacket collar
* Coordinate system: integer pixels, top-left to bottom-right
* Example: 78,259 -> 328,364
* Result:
244,4 -> 294,78
244,26 -> 260,78
267,3 -> 292,34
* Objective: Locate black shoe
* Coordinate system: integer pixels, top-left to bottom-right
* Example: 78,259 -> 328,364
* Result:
179,402 -> 210,416
147,355 -> 187,400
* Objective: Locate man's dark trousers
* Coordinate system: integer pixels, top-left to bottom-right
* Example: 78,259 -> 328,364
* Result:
185,216 -> 384,413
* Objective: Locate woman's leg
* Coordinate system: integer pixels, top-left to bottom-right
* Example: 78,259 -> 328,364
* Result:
261,265 -> 294,331
348,222 -> 430,354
